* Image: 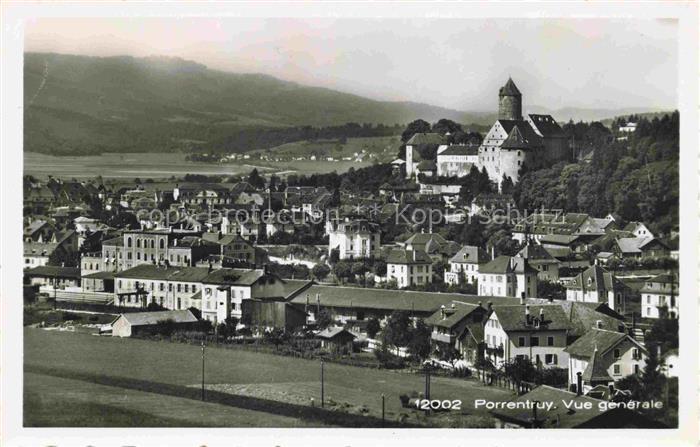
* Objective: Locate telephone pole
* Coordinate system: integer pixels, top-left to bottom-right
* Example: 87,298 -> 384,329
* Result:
201,340 -> 206,401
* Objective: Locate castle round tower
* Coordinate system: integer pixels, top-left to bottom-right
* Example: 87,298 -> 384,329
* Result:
498,77 -> 523,121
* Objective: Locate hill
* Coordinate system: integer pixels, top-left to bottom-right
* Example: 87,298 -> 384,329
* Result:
24,52 -> 486,155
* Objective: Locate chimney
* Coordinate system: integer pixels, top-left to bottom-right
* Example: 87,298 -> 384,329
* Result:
208,261 -> 213,273
487,301 -> 493,311
440,305 -> 446,319
539,308 -> 545,323
608,384 -> 615,400
491,245 -> 495,260
576,372 -> 583,396
525,304 -> 531,324
478,301 -> 482,308
520,292 -> 525,305
596,320 -> 603,329
412,250 -> 416,261
173,238 -> 177,247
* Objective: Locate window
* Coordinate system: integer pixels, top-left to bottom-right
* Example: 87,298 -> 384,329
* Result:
185,284 -> 189,293
127,237 -> 132,248
192,285 -> 197,293
168,284 -> 173,292
159,283 -> 164,291
160,239 -> 165,250
518,337 -> 526,347
151,240 -> 155,249
136,239 -> 141,248
530,336 -> 539,346
632,348 -> 639,360
613,349 -> 621,359
613,364 -> 621,375
547,336 -> 554,346
545,354 -> 557,365
634,364 -> 640,374
177,284 -> 181,292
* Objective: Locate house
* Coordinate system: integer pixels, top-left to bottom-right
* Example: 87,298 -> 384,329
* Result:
114,265 -> 211,310
640,273 -> 678,319
512,212 -> 589,244
565,265 -> 630,315
516,243 -> 560,282
203,268 -> 309,325
483,304 -> 571,368
202,232 -> 259,266
477,255 -> 538,298
491,385 -> 665,428
24,265 -> 81,289
245,299 -> 308,332
166,236 -> 220,267
564,328 -> 646,394
111,309 -> 199,337
317,327 -> 357,353
327,219 -> 381,260
386,249 -> 433,288
614,237 -> 669,259
444,245 -> 487,285
622,221 -> 653,238
436,144 -> 478,177
404,132 -> 447,178
425,301 -> 490,365
400,232 -> 459,262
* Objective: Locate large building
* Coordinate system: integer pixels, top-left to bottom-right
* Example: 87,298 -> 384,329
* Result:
386,248 -> 433,288
640,273 -> 678,319
477,255 -> 538,298
565,265 -> 630,315
478,78 -> 569,185
327,219 -> 381,260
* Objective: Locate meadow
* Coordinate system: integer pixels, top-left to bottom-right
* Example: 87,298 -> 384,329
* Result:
24,328 -> 512,427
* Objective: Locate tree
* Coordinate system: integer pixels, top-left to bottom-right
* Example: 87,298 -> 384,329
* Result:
216,316 -> 239,338
48,249 -> 80,267
401,119 -> 431,143
503,357 -> 537,384
316,308 -> 333,329
383,310 -> 413,348
366,317 -> 381,339
500,175 -> 515,195
372,259 -> 387,277
431,118 -> 462,136
332,261 -> 352,284
247,168 -> 266,189
407,319 -> 432,360
312,263 -> 331,281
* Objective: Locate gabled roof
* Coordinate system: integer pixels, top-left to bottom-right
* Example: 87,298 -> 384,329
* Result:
492,305 -> 571,332
202,268 -> 265,286
616,236 -> 668,254
480,255 -> 538,275
317,327 -> 356,340
517,243 -> 557,262
117,309 -> 198,327
495,120 -> 543,148
582,347 -> 613,382
565,265 -> 626,292
499,77 -> 521,96
406,132 -> 446,146
564,328 -> 643,359
500,125 -> 532,150
557,301 -> 626,338
386,249 -> 432,264
527,114 -> 565,138
424,301 -> 483,329
449,245 -> 487,264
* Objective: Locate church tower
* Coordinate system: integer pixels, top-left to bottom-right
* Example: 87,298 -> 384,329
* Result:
498,77 -> 523,121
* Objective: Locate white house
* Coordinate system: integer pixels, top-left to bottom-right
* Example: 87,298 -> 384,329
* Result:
483,304 -> 571,368
444,245 -> 486,285
478,255 -> 538,298
386,249 -> 433,288
564,328 -> 646,394
327,219 -> 381,260
436,145 -> 478,177
565,265 -> 630,315
640,273 -> 678,319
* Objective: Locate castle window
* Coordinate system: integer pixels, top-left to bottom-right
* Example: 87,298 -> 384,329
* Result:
517,151 -> 521,157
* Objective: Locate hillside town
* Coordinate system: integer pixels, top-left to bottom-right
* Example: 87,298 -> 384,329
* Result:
23,79 -> 679,428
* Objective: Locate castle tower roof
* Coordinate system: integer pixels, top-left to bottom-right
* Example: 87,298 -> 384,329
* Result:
499,77 -> 522,97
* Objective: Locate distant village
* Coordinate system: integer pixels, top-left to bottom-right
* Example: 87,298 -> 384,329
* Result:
23,79 -> 679,428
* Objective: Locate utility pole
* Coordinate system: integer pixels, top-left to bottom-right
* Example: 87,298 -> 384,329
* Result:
320,360 -> 325,408
381,393 -> 385,427
424,366 -> 431,401
201,340 -> 206,401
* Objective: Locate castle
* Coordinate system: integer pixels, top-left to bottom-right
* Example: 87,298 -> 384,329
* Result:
404,78 -> 569,186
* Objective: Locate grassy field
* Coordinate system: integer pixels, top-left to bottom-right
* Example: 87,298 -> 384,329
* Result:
24,328 -> 512,427
251,135 -> 401,162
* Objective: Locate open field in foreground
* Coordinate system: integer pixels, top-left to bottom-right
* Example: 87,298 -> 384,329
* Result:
24,328 -> 512,427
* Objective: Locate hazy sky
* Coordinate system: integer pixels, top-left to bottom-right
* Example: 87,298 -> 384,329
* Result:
25,18 -> 678,112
